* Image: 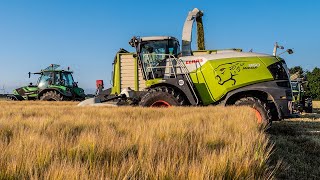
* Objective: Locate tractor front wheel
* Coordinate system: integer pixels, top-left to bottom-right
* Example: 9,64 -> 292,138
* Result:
235,97 -> 272,127
139,87 -> 186,107
40,91 -> 64,101
7,96 -> 18,101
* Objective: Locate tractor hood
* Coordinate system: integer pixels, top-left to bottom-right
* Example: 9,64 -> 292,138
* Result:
13,86 -> 38,96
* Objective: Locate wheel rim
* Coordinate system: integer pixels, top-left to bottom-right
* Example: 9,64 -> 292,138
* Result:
151,100 -> 171,107
253,108 -> 263,124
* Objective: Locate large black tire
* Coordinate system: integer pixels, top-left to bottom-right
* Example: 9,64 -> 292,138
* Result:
40,91 -> 64,101
139,86 -> 186,107
235,97 -> 272,126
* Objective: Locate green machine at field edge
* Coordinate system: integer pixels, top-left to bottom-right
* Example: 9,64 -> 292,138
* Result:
8,64 -> 85,101
291,79 -> 313,113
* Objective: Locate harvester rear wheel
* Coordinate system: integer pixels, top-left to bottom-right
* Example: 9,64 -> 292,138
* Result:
235,97 -> 272,127
40,91 -> 63,101
139,86 -> 186,107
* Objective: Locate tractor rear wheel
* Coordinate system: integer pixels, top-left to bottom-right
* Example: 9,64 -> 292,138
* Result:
139,87 -> 186,107
235,97 -> 272,127
40,91 -> 64,101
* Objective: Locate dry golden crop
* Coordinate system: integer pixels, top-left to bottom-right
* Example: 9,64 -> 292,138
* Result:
0,101 -> 275,179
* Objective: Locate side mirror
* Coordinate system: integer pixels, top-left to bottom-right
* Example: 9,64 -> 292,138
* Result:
287,49 -> 294,54
28,72 -> 31,78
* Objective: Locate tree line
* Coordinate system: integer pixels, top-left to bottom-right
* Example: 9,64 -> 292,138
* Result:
289,66 -> 320,100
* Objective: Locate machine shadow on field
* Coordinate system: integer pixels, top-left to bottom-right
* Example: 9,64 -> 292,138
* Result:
268,112 -> 320,179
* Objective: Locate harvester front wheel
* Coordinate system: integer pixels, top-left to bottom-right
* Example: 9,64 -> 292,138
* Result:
139,87 -> 186,107
235,97 -> 271,126
40,91 -> 63,101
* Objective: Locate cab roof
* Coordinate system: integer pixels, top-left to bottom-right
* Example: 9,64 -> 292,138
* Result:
33,70 -> 73,74
140,36 -> 178,42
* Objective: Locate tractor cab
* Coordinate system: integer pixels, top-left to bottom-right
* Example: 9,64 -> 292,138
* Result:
129,36 -> 181,80
36,70 -> 76,89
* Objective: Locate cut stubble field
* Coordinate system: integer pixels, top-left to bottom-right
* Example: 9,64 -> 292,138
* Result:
269,101 -> 320,179
0,101 -> 274,179
1,101 -> 320,179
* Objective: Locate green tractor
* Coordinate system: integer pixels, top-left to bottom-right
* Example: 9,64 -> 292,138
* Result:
8,64 -> 85,101
79,8 -> 294,126
291,79 -> 313,113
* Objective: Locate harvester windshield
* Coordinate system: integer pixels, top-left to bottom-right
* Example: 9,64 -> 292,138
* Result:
138,37 -> 180,79
140,39 -> 180,56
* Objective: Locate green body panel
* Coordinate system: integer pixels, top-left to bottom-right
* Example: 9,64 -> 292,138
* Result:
13,86 -> 39,99
111,53 -> 122,95
190,56 -> 276,105
25,86 -> 38,92
48,85 -> 67,91
146,79 -> 164,87
13,89 -> 18,96
73,87 -> 85,97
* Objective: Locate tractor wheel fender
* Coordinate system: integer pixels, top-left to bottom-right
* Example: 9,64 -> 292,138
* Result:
224,89 -> 273,105
38,88 -> 66,99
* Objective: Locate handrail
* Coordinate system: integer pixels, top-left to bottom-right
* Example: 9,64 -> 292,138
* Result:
142,53 -> 199,105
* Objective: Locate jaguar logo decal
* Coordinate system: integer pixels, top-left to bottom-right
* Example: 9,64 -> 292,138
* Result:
214,61 -> 246,86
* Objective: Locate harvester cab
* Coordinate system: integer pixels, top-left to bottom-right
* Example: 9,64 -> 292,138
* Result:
129,36 -> 181,79
128,35 -> 199,106
8,64 -> 85,101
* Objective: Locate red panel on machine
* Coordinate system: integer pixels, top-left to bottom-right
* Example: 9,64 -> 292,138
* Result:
96,80 -> 104,88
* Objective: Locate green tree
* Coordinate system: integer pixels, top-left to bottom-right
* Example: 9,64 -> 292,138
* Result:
289,66 -> 304,79
305,67 -> 320,100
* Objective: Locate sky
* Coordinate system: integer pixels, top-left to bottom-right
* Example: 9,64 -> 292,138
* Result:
0,0 -> 319,93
